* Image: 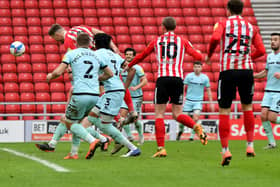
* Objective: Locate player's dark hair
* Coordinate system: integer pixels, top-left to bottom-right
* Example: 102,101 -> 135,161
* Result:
227,0 -> 243,15
271,33 -> 280,37
194,61 -> 202,65
162,17 -> 176,31
94,33 -> 112,49
124,48 -> 136,56
48,23 -> 63,36
77,32 -> 91,46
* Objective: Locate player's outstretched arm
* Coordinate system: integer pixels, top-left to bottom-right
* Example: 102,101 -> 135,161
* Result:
130,75 -> 148,91
46,63 -> 68,82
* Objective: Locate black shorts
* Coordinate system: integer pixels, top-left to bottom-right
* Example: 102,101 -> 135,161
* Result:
155,77 -> 183,104
218,69 -> 254,108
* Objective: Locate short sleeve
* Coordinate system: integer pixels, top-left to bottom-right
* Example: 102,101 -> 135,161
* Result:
136,65 -> 145,77
204,75 -> 210,87
183,74 -> 190,85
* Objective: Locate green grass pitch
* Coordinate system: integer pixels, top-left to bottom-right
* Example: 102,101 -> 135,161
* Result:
0,140 -> 279,187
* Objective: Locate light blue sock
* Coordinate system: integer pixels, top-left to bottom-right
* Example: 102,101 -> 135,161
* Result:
52,122 -> 67,141
86,127 -> 107,142
99,123 -> 137,150
135,120 -> 143,138
88,115 -> 102,129
123,124 -> 132,137
262,121 -> 276,144
70,123 -> 95,144
189,129 -> 195,139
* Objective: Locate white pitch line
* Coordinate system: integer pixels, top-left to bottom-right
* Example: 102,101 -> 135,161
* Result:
1,148 -> 70,172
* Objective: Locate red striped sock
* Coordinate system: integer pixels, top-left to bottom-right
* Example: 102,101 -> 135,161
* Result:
155,118 -> 165,147
243,111 -> 255,142
219,114 -> 230,148
176,114 -> 195,128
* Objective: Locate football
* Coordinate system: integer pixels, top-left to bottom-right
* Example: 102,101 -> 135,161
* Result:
10,41 -> 25,56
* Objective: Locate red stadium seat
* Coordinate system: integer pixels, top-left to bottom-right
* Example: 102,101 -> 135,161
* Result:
4,83 -> 19,92
174,17 -> 185,25
140,8 -> 154,17
51,92 -> 66,101
175,26 -> 187,34
141,17 -> 156,26
125,8 -> 139,17
6,105 -> 20,114
13,26 -> 27,35
68,0 -> 81,8
189,35 -> 203,43
39,0 -> 53,8
3,73 -> 17,82
145,72 -> 153,82
0,44 -> 10,54
138,0 -> 152,8
152,0 -> 166,7
40,8 -> 54,17
34,82 -> 49,92
133,44 -> 146,53
0,84 -> 2,93
181,0 -> 194,7
0,26 -> 12,35
253,103 -> 262,113
26,9 -> 39,17
21,104 -> 36,113
154,8 -> 168,17
97,8 -> 111,17
187,25 -> 202,34
112,8 -> 126,17
54,8 -> 68,17
53,0 -> 66,8
11,0 -> 24,8
253,92 -> 264,101
43,35 -> 57,45
85,17 -> 99,26
46,54 -> 61,63
17,63 -> 31,73
18,73 -> 33,82
211,8 -> 226,17
213,72 -> 220,82
166,0 -> 181,8
0,8 -> 11,17
209,0 -> 225,8
0,36 -> 13,44
0,0 -> 9,8
83,9 -> 97,17
114,26 -> 129,35
15,54 -> 30,64
5,92 -> 20,102
33,73 -> 47,82
199,17 -> 214,25
143,82 -> 155,91
131,35 -> 146,44
197,8 -> 211,17
20,92 -> 35,102
124,0 -> 137,8
143,91 -> 154,101
118,44 -> 132,53
212,62 -> 220,72
2,64 -> 17,73
144,26 -> 158,35
113,17 -> 127,26
12,9 -> 25,17
144,103 -> 154,113
56,17 -> 70,26
168,9 -> 183,17
95,0 -> 110,8
145,34 -> 157,43
81,0 -> 95,8
52,104 -> 66,113
28,26 -> 42,35
111,0 -> 124,8
129,26 -> 144,35
29,36 -> 43,45
128,17 -> 142,26
256,62 -> 266,72
13,17 -> 26,26
99,17 -> 113,26
254,82 -> 265,92
41,17 -> 55,26
19,82 -> 34,92
29,44 -> 44,54
36,92 -> 50,102
182,8 -> 197,17
32,63 -> 47,73
31,54 -> 46,63
25,0 -> 38,8
14,36 -> 28,46
100,26 -> 115,35
0,17 -> 12,26
50,82 -> 65,92
70,17 -> 84,26
44,45 -> 59,54
201,25 -> 213,34
245,16 -> 257,25
116,35 -> 131,44
195,0 -> 209,8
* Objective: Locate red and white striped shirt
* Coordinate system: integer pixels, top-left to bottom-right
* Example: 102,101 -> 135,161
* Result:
64,25 -> 95,51
207,15 -> 265,72
128,32 -> 202,79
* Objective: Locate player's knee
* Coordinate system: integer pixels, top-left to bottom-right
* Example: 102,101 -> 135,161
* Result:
100,114 -> 114,124
267,112 -> 277,123
90,107 -> 100,117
